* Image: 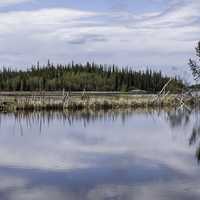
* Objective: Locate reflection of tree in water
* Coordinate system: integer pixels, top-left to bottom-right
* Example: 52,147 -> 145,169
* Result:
188,112 -> 200,163
12,109 -> 133,129
0,108 -> 159,135
166,108 -> 200,163
166,108 -> 191,129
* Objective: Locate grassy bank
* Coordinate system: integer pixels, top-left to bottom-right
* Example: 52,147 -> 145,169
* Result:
0,92 -> 195,112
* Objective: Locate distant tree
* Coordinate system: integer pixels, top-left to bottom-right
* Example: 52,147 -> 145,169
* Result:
0,61 -> 184,92
189,41 -> 200,81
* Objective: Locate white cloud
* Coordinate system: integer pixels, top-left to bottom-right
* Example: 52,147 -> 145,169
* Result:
0,0 -> 199,74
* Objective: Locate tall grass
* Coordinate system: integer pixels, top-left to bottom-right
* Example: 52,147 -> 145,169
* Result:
0,93 -> 195,112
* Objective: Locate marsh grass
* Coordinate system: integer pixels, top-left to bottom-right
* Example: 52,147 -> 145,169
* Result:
0,93 -> 196,112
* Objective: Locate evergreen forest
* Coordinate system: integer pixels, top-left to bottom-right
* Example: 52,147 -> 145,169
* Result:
0,61 -> 184,92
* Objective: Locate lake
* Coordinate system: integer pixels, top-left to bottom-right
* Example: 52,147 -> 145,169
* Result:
0,108 -> 200,200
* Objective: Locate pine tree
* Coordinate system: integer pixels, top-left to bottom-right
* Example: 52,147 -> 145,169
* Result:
0,62 -> 184,92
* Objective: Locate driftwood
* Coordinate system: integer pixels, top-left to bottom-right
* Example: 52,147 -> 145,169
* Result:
154,78 -> 172,103
81,89 -> 90,106
175,93 -> 191,112
81,89 -> 87,100
63,91 -> 71,108
159,78 -> 172,95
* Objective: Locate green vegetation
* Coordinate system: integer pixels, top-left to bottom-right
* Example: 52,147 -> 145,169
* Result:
0,61 -> 184,92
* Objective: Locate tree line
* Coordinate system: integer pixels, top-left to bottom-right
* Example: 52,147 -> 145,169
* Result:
0,61 -> 184,92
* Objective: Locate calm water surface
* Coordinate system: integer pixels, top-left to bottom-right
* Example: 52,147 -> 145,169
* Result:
0,109 -> 200,200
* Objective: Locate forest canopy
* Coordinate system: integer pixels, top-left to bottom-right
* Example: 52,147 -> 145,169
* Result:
0,61 -> 184,92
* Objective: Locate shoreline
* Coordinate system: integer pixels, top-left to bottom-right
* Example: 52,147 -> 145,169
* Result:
0,92 -> 195,112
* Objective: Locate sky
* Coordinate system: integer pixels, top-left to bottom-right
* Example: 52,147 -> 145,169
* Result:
0,0 -> 199,78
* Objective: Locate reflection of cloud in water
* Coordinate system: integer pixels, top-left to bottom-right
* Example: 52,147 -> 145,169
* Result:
0,160 -> 195,200
0,163 -> 200,200
0,109 -> 200,199
67,130 -> 105,146
0,110 -> 197,171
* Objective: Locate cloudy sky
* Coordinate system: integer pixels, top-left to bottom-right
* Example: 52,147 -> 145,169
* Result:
0,0 -> 199,75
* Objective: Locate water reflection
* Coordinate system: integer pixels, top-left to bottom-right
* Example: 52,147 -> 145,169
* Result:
166,108 -> 191,129
0,109 -> 161,133
165,108 -> 200,163
1,109 -> 200,200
